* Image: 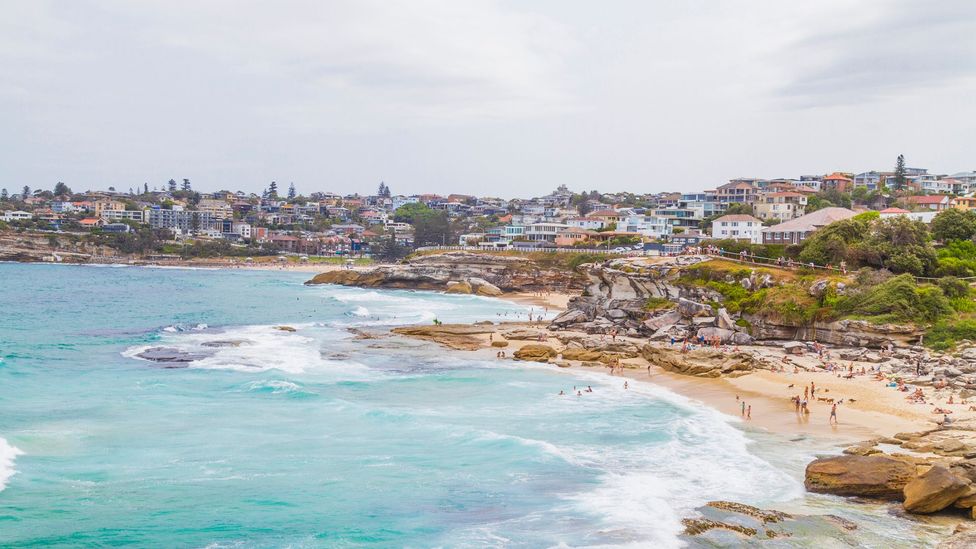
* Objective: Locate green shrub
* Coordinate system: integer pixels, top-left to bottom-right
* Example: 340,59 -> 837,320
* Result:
835,274 -> 952,323
926,319 -> 976,351
938,277 -> 971,299
644,297 -> 672,311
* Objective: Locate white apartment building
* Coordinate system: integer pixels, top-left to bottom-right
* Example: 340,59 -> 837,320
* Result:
710,214 -> 764,244
621,214 -> 673,239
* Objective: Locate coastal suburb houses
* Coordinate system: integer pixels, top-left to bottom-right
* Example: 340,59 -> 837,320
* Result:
3,163 -> 976,257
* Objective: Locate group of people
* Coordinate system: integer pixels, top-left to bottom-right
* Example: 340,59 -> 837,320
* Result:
558,385 -> 596,397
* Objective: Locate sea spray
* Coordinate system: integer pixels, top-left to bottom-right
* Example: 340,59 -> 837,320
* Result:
0,437 -> 23,492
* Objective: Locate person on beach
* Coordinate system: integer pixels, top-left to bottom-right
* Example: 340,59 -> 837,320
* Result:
804,386 -> 809,400
559,390 -> 565,396
741,401 -> 746,416
829,403 -> 838,425
746,405 -> 751,420
624,381 -> 628,390
794,396 -> 801,413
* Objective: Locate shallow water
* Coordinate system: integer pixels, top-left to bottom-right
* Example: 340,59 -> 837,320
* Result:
0,263 -> 947,547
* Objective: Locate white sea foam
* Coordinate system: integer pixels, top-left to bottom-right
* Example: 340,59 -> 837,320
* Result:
124,323 -> 376,377
348,306 -> 370,317
0,437 -> 23,492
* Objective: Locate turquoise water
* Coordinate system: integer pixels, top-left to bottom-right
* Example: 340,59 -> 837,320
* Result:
0,264 -> 944,547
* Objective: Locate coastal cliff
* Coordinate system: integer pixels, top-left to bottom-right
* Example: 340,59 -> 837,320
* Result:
305,251 -> 584,295
550,256 -> 925,348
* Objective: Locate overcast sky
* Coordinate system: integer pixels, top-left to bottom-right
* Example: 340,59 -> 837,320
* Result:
1,0 -> 974,198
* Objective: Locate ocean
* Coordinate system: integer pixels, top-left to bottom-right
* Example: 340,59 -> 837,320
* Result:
0,264 -> 948,547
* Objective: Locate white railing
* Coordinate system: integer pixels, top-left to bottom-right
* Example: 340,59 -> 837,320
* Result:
414,245 -> 653,256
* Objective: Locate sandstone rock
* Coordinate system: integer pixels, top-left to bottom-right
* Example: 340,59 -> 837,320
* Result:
696,327 -> 735,343
903,465 -> 971,513
716,308 -> 736,331
641,345 -> 760,378
553,360 -> 571,368
940,528 -> 976,549
692,316 -> 716,327
391,324 -> 494,351
560,348 -> 604,362
783,341 -> 806,355
643,310 -> 682,331
501,328 -> 547,341
467,277 -> 504,296
475,282 -> 503,296
731,332 -> 754,345
677,298 -> 714,318
274,325 -> 297,332
809,279 -> 830,297
606,309 -> 628,320
444,280 -> 473,294
490,341 -> 509,348
843,445 -> 882,456
550,309 -> 588,326
804,455 -> 915,500
513,344 -> 557,362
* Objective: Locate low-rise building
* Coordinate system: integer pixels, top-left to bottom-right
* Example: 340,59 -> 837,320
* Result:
100,209 -> 147,223
1,210 -> 32,222
761,207 -> 856,245
710,214 -> 763,244
904,195 -> 950,211
753,192 -> 807,222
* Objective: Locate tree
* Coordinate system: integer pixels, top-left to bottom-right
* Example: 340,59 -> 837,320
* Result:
190,212 -> 201,234
393,202 -> 430,223
412,209 -> 452,247
168,179 -> 177,192
377,182 -> 387,197
22,186 -> 30,199
931,209 -> 976,242
268,181 -> 278,198
182,178 -> 191,191
288,182 -> 296,200
144,183 -> 149,194
372,236 -> 409,261
53,181 -> 72,196
0,189 -> 7,201
894,154 -> 907,191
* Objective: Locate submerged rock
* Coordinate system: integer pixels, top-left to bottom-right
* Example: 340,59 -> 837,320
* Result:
136,347 -> 209,365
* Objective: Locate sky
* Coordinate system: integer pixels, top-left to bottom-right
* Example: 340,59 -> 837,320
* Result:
1,0 -> 974,198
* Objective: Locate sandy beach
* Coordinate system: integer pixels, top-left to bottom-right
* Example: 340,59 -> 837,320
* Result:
413,322 -> 955,445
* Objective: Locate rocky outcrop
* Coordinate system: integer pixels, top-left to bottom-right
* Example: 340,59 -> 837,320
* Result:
306,252 -> 582,293
135,347 -> 208,366
513,344 -> 557,362
680,500 -> 861,546
804,455 -> 916,500
745,316 -> 923,348
640,345 -> 765,377
903,465 -> 971,513
390,324 -> 495,350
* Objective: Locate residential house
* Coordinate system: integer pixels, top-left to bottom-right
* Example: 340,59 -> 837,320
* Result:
197,198 -> 233,219
1,211 -> 32,222
853,171 -> 887,191
525,222 -> 570,243
100,209 -> 147,223
621,214 -> 673,239
715,181 -> 759,204
565,217 -> 606,230
904,195 -> 950,211
753,192 -> 807,222
710,214 -> 763,244
93,200 -> 125,218
760,207 -> 856,245
822,173 -> 853,193
554,228 -> 596,247
952,196 -> 976,211
878,208 -> 937,224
